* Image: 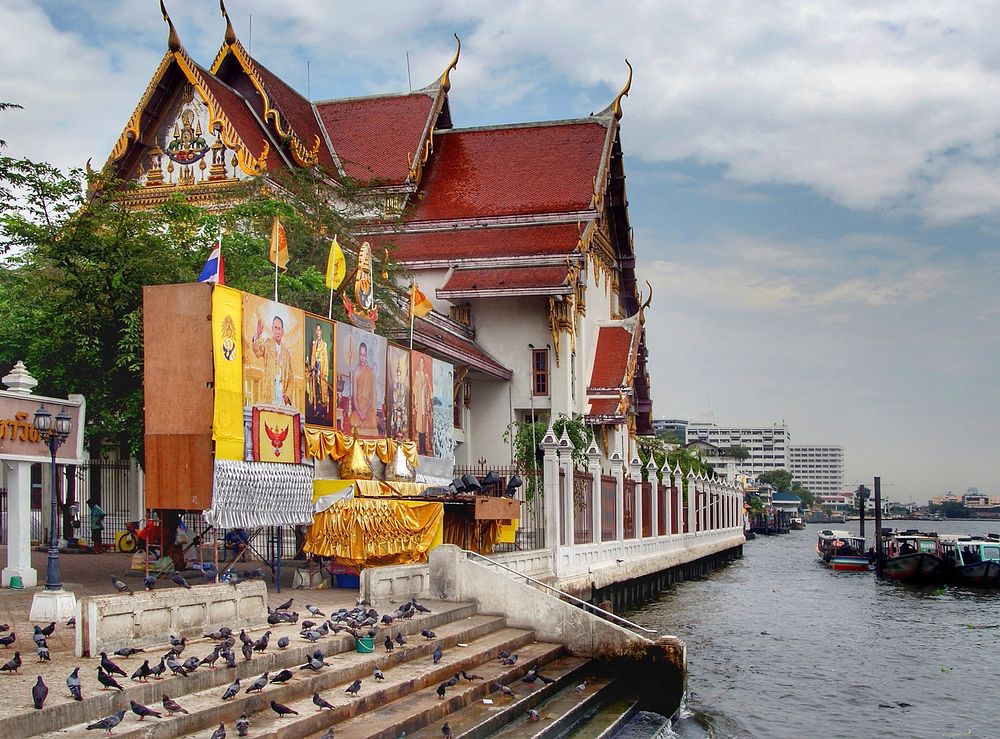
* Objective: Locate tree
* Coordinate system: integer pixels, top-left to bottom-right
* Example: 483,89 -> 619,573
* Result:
725,445 -> 750,460
757,469 -> 793,493
0,146 -> 407,463
791,481 -> 815,508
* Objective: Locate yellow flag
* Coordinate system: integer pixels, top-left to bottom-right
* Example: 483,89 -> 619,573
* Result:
269,215 -> 289,271
326,235 -> 346,289
410,281 -> 433,318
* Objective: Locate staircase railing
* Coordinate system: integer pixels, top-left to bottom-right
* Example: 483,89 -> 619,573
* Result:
461,549 -> 657,635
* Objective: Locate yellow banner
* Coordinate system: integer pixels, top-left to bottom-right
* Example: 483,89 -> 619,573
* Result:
212,285 -> 244,460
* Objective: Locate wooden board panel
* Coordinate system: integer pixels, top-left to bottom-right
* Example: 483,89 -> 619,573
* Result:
142,283 -> 214,435
473,495 -> 521,520
145,434 -> 214,510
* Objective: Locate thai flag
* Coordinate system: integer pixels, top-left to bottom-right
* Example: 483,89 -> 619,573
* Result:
198,234 -> 225,285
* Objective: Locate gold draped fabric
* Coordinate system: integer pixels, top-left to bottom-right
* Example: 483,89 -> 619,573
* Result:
442,516 -> 501,555
304,498 -> 443,567
304,428 -> 418,467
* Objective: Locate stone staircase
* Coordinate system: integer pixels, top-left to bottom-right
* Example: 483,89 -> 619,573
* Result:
30,599 -> 613,738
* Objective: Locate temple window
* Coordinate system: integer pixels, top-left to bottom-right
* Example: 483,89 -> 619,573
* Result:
532,348 -> 549,397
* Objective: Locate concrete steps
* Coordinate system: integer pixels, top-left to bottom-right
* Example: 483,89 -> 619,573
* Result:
28,600 -> 478,738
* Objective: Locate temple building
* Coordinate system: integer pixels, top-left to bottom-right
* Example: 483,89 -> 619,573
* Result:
103,5 -> 653,472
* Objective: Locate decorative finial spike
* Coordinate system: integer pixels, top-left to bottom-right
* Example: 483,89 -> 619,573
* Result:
612,59 -> 633,120
160,0 -> 181,53
220,0 -> 237,46
441,34 -> 461,92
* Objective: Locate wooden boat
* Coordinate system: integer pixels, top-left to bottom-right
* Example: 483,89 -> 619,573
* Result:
790,516 -> 805,530
940,535 -> 1000,587
877,530 -> 944,584
816,529 -> 869,571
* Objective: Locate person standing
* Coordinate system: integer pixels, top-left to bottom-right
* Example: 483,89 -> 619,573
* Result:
87,497 -> 106,554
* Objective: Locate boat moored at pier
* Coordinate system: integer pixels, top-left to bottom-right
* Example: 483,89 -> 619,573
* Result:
816,529 -> 869,571
877,530 -> 944,584
940,534 -> 1000,588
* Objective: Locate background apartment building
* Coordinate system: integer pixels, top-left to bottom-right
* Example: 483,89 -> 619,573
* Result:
789,445 -> 845,496
685,422 -> 791,477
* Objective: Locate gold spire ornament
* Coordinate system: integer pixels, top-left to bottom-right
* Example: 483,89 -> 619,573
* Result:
220,0 -> 237,46
612,59 -> 633,121
160,0 -> 181,53
441,34 -> 461,93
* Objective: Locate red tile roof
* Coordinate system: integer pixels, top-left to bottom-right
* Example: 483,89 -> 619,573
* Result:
369,223 -> 580,263
439,265 -> 569,295
251,60 -> 336,169
587,397 -> 624,416
315,93 -> 435,183
198,71 -> 277,170
588,325 -> 635,391
390,319 -> 511,380
411,121 -> 608,221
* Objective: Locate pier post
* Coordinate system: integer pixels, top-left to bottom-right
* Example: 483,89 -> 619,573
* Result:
587,443 -> 602,544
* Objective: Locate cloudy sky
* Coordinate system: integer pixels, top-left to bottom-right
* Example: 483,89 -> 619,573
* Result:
3,1 -> 999,502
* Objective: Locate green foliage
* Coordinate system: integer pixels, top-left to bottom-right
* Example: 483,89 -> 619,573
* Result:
0,153 -> 408,463
757,468 -> 793,493
636,435 -> 713,481
791,481 -> 815,507
929,501 -> 974,519
502,413 -> 593,500
726,444 -> 751,460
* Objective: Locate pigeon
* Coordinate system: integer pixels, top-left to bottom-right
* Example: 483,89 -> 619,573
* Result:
573,681 -> 587,693
239,629 -> 253,645
275,597 -> 293,610
67,666 -> 83,700
246,671 -> 269,693
313,691 -> 335,710
461,670 -> 483,681
0,652 -> 21,674
32,627 -> 47,647
320,729 -> 335,739
236,714 -> 250,736
442,722 -> 453,737
445,675 -> 460,688
301,629 -> 322,643
527,708 -> 541,721
130,699 -> 162,720
114,646 -> 143,659
39,622 -> 56,637
97,668 -> 124,691
130,660 -> 152,682
410,598 -> 431,613
271,699 -> 299,717
36,644 -> 50,662
432,644 -> 443,664
277,635 -> 290,649
149,658 -> 166,680
421,629 -> 436,639
165,656 -> 188,678
383,634 -> 394,652
436,682 -> 447,699
223,648 -> 237,669
171,572 -> 192,589
111,575 -> 133,595
0,624 -> 8,632
0,633 -> 15,648
269,668 -> 294,684
182,656 -> 201,672
241,641 -> 253,662
101,653 -> 127,677
66,617 -> 76,627
345,678 -> 362,696
300,656 -> 325,671
395,632 -> 406,647
373,667 -> 385,681
86,708 -> 126,734
144,574 -> 157,590
200,647 -> 221,669
169,635 -> 186,649
253,631 -> 271,652
210,723 -> 226,739
381,614 -> 394,625
306,604 -> 325,616
501,654 -> 518,666
32,676 -> 48,709
221,677 -> 241,700
161,693 -> 189,714
494,682 -> 515,698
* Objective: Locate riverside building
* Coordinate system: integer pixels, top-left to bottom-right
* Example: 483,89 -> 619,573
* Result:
789,445 -> 845,497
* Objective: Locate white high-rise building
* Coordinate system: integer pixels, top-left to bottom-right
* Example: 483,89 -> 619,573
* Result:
685,423 -> 791,477
789,445 -> 845,496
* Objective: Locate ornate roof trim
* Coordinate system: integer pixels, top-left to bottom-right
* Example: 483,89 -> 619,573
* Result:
208,36 -> 320,167
105,45 -> 269,178
408,34 -> 462,186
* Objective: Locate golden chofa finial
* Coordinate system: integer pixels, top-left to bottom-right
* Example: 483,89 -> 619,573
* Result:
441,34 -> 461,92
612,59 -> 632,120
160,0 -> 181,53
220,0 -> 237,46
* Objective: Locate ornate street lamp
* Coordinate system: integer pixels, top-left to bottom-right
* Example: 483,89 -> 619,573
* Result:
33,403 -> 73,591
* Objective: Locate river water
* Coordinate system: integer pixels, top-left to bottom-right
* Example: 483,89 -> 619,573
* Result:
624,520 -> 1000,739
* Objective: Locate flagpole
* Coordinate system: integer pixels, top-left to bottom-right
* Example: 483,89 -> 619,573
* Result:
273,257 -> 278,302
409,279 -> 416,350
328,287 -> 334,320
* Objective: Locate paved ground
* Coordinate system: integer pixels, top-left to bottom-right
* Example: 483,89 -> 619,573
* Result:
0,546 -> 360,720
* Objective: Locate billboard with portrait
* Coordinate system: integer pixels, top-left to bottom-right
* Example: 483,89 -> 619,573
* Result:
385,344 -> 411,441
432,358 -> 454,459
335,323 -> 386,439
304,316 -> 335,427
411,351 -> 434,456
242,294 -> 305,415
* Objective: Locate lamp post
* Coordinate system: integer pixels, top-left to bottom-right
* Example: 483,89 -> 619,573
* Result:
33,403 -> 72,591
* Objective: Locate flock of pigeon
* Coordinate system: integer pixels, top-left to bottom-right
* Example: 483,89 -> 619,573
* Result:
2,582 -> 584,737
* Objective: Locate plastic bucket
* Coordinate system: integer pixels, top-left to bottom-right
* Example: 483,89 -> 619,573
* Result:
355,637 -> 374,654
8,576 -> 23,590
